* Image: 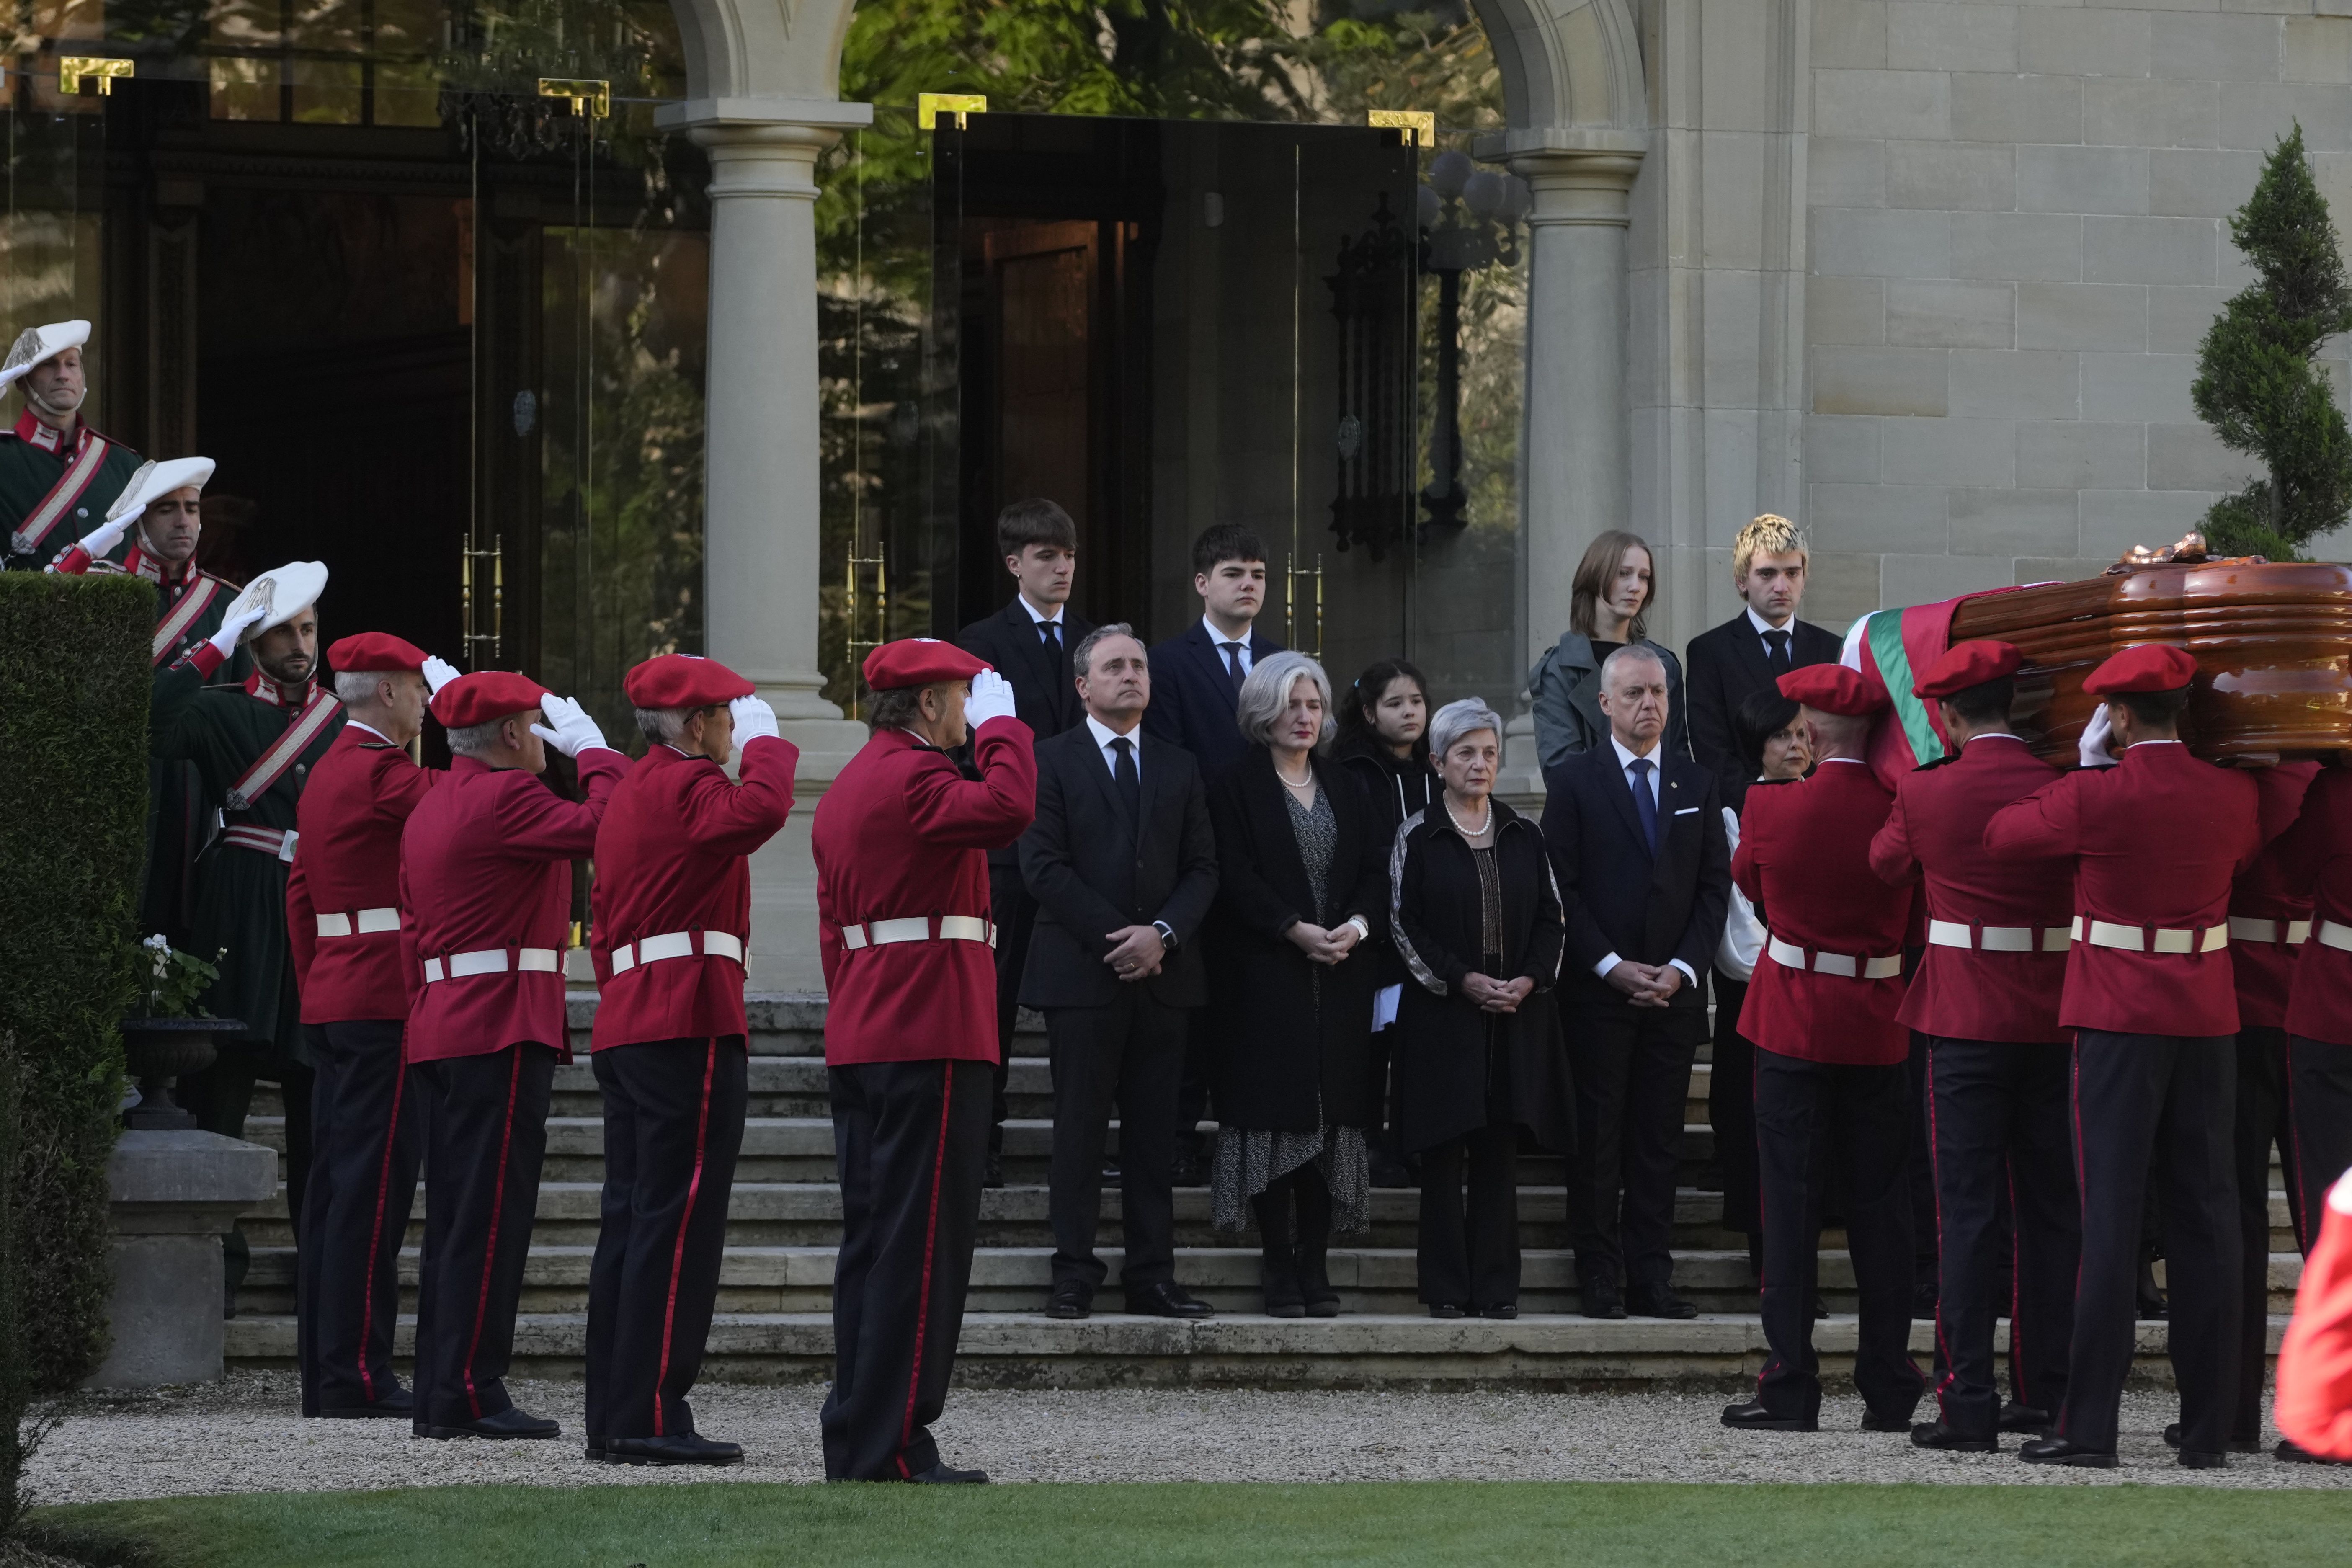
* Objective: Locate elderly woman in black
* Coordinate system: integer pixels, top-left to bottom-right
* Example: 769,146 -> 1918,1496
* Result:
1206,651 -> 1387,1318
1391,698 -> 1571,1319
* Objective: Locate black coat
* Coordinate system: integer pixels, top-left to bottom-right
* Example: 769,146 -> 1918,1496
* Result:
957,596 -> 1096,866
1539,743 -> 1731,1014
1334,735 -> 1439,990
1682,613 -> 1842,812
1204,747 -> 1387,1132
1017,724 -> 1219,1010
1390,799 -> 1573,1155
1142,621 -> 1284,785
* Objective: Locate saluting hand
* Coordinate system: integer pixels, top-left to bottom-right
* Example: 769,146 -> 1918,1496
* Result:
964,668 -> 1019,729
72,505 -> 134,564
207,598 -> 271,658
420,655 -> 462,696
531,694 -> 611,759
2077,703 -> 2121,770
730,694 -> 781,744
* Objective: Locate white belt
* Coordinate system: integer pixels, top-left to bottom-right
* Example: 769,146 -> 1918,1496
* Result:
1926,919 -> 2071,954
316,908 -> 400,938
2069,917 -> 2228,955
1766,935 -> 1902,981
838,915 -> 997,951
609,929 -> 746,975
421,947 -> 562,983
2228,916 -> 2312,947
2319,921 -> 2352,953
223,824 -> 298,863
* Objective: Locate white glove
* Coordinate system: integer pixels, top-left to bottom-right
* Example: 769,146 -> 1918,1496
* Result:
729,694 -> 780,744
964,668 -> 1019,729
207,599 -> 271,658
530,694 -> 609,758
74,510 -> 134,562
420,655 -> 462,696
2077,703 -> 2121,769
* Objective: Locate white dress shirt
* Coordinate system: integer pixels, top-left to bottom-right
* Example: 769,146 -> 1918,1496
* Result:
1084,713 -> 1144,778
1203,615 -> 1254,677
344,719 -> 395,745
1020,594 -> 1067,643
1746,604 -> 1799,661
1595,732 -> 1698,990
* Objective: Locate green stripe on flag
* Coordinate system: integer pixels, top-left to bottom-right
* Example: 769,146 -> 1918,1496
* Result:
1867,609 -> 1946,766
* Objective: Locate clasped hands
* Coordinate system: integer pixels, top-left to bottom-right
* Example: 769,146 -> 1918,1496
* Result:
1604,958 -> 1685,1010
1461,972 -> 1534,1014
1104,924 -> 1166,983
1285,919 -> 1363,967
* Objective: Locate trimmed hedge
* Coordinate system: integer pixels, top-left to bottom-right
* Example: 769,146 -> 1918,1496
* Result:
0,573 -> 149,1395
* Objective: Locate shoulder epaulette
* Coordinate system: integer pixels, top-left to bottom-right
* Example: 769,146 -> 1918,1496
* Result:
1749,776 -> 1799,791
1911,753 -> 1958,772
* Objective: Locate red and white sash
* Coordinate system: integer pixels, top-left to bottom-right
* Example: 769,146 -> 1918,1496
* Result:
150,574 -> 224,665
225,678 -> 340,811
8,423 -> 114,559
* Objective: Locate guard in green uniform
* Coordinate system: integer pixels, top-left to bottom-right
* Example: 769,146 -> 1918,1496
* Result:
0,320 -> 144,571
152,560 -> 342,1308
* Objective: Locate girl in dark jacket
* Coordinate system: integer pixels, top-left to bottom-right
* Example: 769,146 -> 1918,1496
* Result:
1205,651 -> 1389,1317
1391,698 -> 1571,1318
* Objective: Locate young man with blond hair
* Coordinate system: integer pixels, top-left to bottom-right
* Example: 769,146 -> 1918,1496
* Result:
1683,515 -> 1841,812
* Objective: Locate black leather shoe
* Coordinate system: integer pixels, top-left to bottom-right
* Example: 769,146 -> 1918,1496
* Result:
1580,1279 -> 1628,1321
1124,1281 -> 1212,1319
906,1461 -> 989,1483
1368,1150 -> 1416,1189
418,1407 -> 560,1441
1262,1263 -> 1305,1319
2018,1436 -> 2115,1468
1476,1302 -> 1518,1320
603,1434 -> 744,1467
2179,1449 -> 2228,1470
1721,1399 -> 1816,1433
320,1385 -> 412,1419
586,1440 -> 604,1462
1912,1281 -> 1939,1320
2276,1439 -> 2348,1465
1429,1303 -> 1465,1320
1813,1294 -> 1829,1320
2163,1422 -> 2180,1449
1911,1421 -> 1996,1452
1300,1259 -> 1340,1318
983,1154 -> 1005,1190
1169,1150 -> 1204,1187
1860,1408 -> 1915,1433
2164,1422 -> 2258,1455
1996,1401 -> 2050,1435
1045,1282 -> 1091,1320
1626,1288 -> 1698,1321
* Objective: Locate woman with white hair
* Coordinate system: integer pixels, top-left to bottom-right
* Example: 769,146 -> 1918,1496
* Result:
1203,651 -> 1389,1317
1390,698 -> 1571,1319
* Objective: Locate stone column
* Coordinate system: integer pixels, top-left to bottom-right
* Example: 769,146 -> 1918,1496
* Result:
86,1130 -> 278,1390
661,98 -> 874,992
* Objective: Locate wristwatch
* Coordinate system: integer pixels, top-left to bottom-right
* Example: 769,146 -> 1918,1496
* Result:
1152,920 -> 1178,952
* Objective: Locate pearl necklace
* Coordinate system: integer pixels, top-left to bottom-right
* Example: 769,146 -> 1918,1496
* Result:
1275,757 -> 1315,789
1444,796 -> 1493,837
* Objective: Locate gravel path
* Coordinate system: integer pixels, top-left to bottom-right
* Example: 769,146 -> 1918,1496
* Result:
29,1373 -> 2352,1503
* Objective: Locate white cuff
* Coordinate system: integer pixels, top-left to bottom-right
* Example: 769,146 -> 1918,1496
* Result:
1595,952 -> 1622,980
1668,958 -> 1698,988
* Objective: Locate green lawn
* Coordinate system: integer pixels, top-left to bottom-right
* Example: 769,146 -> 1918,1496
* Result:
26,1481 -> 2352,1568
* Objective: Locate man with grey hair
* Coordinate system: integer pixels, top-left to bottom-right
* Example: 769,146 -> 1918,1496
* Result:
1541,642 -> 1730,1321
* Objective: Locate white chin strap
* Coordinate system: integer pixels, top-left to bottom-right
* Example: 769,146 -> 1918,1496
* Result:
23,380 -> 81,418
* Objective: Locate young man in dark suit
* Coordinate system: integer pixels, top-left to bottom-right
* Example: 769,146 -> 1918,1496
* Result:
1541,645 -> 1731,1321
1019,625 -> 1220,1321
956,498 -> 1095,1185
1145,524 -> 1283,1181
1684,513 -> 1842,812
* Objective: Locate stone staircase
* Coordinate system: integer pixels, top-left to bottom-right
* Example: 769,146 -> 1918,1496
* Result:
224,995 -> 2302,1387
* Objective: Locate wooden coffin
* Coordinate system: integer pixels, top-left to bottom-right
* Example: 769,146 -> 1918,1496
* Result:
1946,561 -> 2352,767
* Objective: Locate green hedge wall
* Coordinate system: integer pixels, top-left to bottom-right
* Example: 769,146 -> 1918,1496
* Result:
0,573 -> 149,1394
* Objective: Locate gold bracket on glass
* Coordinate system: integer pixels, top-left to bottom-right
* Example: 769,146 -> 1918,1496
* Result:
538,78 -> 611,120
59,57 -> 134,96
1286,555 -> 1325,662
461,531 -> 503,664
843,543 -> 889,720
1368,109 -> 1434,148
918,93 -> 987,131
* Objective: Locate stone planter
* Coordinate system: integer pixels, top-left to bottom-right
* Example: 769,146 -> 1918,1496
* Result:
84,1129 -> 279,1390
119,1016 -> 245,1130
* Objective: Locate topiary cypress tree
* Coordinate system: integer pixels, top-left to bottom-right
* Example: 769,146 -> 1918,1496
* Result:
2191,123 -> 2352,562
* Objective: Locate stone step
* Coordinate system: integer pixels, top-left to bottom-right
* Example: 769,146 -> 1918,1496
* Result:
222,1309 -> 2295,1387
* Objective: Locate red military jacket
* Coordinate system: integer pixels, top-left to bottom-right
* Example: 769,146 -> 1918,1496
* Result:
1731,759 -> 1914,1066
2285,767 -> 2352,1047
2232,762 -> 2320,1033
1869,734 -> 2072,1044
588,735 -> 799,1050
400,747 -> 626,1063
812,717 -> 1036,1066
287,723 -> 442,1023
1984,742 -> 2262,1038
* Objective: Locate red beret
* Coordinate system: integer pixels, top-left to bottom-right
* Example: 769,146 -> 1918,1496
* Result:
862,638 -> 990,692
2084,642 -> 2198,696
430,670 -> 547,730
1913,639 -> 2022,701
1777,663 -> 1890,718
326,632 -> 428,674
623,653 -> 753,710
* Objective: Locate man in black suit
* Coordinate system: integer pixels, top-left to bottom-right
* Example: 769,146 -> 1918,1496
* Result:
956,498 -> 1096,1185
1020,624 -> 1219,1320
1542,645 -> 1732,1320
1683,513 -> 1841,812
1144,524 -> 1283,1181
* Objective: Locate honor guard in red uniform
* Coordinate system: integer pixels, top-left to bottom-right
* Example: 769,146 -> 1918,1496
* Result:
1867,641 -> 2079,1452
400,670 -> 625,1440
583,655 -> 797,1467
1986,642 -> 2268,1468
283,633 -> 456,1420
812,639 -> 1035,1483
1723,663 -> 1926,1436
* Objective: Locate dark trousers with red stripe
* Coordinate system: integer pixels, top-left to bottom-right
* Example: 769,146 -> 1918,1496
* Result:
410,1042 -> 556,1431
2059,1031 -> 2239,1456
1754,1049 -> 1924,1422
2234,1029 -> 2300,1444
297,1019 -> 419,1416
988,863 -> 1037,1158
1922,1036 -> 2078,1437
822,1057 -> 991,1481
584,1036 -> 750,1443
2288,1036 -> 2352,1251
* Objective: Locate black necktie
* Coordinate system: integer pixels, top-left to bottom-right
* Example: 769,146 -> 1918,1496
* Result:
1220,641 -> 1246,694
1040,620 -> 1060,649
1628,756 -> 1659,856
1111,735 -> 1142,824
1762,629 -> 1791,671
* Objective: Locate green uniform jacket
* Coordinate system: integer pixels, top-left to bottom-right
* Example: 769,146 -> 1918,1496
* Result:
0,412 -> 143,571
152,658 -> 346,1064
